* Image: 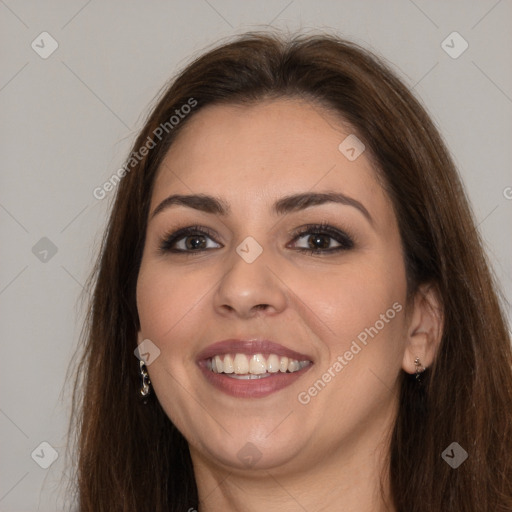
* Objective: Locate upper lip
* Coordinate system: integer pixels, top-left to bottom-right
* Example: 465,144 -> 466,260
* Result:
196,339 -> 313,362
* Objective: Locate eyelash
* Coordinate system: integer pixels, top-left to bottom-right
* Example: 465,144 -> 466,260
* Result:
158,222 -> 355,255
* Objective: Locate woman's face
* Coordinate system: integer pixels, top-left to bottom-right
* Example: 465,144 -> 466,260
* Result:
136,98 -> 410,474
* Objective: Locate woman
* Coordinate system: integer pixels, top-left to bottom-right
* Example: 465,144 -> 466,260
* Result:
69,30 -> 512,511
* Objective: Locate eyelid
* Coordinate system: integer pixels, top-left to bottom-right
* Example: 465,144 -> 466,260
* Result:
158,225 -> 222,254
158,222 -> 355,255
288,222 -> 355,250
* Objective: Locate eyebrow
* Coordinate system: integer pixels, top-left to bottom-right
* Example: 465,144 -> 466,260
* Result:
151,192 -> 373,224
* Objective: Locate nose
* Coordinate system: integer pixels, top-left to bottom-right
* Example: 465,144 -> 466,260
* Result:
213,247 -> 287,319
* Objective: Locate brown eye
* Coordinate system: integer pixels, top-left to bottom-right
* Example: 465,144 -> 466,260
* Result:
306,234 -> 333,250
289,223 -> 354,254
184,235 -> 208,250
159,226 -> 222,253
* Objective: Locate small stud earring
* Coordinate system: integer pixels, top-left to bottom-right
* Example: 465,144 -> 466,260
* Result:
139,360 -> 151,402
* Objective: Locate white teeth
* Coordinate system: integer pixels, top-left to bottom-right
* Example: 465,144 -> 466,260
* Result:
214,355 -> 224,373
249,354 -> 267,374
223,354 -> 234,373
267,354 -> 280,373
209,353 -> 311,375
288,360 -> 300,372
226,373 -> 273,380
233,353 -> 249,374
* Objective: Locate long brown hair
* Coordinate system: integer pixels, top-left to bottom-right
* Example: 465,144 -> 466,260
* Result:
69,30 -> 512,511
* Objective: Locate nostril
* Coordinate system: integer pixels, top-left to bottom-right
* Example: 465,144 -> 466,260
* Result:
254,304 -> 269,311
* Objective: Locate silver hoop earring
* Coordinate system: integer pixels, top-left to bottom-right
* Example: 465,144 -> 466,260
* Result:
139,360 -> 152,402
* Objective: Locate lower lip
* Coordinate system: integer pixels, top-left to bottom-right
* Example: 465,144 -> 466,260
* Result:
198,362 -> 313,398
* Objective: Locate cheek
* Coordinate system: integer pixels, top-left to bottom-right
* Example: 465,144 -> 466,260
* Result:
136,263 -> 212,431
136,262 -> 210,340
135,262 -> 210,397
281,258 -> 407,447
290,254 -> 407,417
289,255 -> 407,357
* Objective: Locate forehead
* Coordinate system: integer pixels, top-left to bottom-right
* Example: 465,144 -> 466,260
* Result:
151,98 -> 388,218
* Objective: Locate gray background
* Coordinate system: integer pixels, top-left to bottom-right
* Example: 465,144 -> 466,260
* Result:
1,1 -> 511,510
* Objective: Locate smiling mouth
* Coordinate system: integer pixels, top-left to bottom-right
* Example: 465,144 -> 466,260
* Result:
206,353 -> 312,379
196,339 -> 314,398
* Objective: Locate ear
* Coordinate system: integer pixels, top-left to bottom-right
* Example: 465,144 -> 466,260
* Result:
402,283 -> 444,374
